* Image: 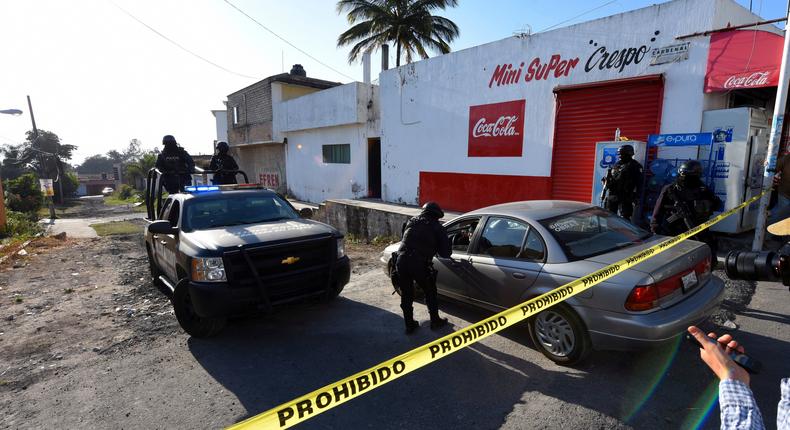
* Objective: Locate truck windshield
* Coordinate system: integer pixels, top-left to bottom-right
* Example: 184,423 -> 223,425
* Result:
182,194 -> 299,231
539,207 -> 652,260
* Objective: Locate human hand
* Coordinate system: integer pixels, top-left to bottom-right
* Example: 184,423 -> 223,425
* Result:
688,326 -> 750,385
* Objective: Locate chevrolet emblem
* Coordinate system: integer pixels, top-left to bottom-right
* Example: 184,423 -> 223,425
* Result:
281,256 -> 300,265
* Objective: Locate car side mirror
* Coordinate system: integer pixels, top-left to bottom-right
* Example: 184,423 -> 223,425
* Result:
299,208 -> 314,219
149,220 -> 178,235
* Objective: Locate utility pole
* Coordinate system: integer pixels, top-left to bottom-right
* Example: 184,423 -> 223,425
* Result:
753,7 -> 790,251
27,95 -> 56,220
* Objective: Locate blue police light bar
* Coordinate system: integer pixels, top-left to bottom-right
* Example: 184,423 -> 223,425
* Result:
185,186 -> 220,192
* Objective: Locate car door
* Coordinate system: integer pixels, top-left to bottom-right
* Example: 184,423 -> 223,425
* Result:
433,216 -> 482,299
153,198 -> 173,274
466,216 -> 546,308
160,200 -> 181,281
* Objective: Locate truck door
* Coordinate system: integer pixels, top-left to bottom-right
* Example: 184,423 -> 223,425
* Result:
160,200 -> 181,281
152,198 -> 172,273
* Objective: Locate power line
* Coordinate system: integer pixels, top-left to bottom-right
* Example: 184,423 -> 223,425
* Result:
110,1 -> 257,80
538,0 -> 619,33
221,0 -> 356,81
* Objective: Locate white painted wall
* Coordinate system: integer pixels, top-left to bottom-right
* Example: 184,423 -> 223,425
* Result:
285,124 -> 376,203
277,82 -> 381,203
379,0 -> 765,205
212,110 -> 228,143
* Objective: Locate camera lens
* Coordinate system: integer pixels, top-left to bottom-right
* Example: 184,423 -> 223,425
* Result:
725,250 -> 780,282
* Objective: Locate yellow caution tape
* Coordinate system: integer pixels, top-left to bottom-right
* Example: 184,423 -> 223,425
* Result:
228,191 -> 767,430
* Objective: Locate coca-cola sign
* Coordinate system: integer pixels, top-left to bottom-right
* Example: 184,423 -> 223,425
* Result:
723,71 -> 771,89
468,100 -> 525,157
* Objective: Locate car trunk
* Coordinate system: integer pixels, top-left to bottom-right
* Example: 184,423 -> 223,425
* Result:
586,236 -> 713,310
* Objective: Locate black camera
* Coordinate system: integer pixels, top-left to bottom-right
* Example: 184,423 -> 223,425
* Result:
725,243 -> 790,287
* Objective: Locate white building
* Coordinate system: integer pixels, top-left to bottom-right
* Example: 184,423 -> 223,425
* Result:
211,109 -> 228,145
276,82 -> 380,203
378,0 -> 779,212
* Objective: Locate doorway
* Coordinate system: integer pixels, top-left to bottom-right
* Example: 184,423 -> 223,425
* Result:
367,138 -> 381,198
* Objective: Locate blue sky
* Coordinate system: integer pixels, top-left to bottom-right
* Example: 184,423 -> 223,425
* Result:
0,0 -> 783,164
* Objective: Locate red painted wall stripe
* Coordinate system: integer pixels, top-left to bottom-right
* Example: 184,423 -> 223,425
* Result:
419,172 -> 552,213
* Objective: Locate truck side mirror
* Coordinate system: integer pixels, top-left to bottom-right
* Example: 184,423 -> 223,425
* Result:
149,220 -> 178,235
299,208 -> 314,219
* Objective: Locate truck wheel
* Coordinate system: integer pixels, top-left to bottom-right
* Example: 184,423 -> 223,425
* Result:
172,282 -> 226,338
146,245 -> 163,286
527,303 -> 591,366
323,282 -> 345,302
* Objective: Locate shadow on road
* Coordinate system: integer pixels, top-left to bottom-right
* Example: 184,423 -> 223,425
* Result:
188,295 -> 790,429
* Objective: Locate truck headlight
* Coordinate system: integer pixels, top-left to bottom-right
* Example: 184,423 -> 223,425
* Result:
191,257 -> 226,282
336,238 -> 346,259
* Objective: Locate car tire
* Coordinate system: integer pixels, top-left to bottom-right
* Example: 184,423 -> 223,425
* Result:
527,303 -> 591,366
323,282 -> 345,302
172,282 -> 226,338
146,245 -> 163,287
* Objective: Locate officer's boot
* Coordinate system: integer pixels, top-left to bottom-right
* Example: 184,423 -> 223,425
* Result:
429,312 -> 448,330
401,306 -> 419,335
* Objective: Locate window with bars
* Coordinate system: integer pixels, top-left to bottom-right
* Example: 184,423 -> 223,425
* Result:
322,144 -> 351,164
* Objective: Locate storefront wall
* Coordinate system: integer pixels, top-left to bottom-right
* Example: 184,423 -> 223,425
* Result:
379,0 -> 763,211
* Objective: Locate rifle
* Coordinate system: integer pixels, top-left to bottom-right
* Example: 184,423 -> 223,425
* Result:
666,194 -> 696,230
600,168 -> 613,206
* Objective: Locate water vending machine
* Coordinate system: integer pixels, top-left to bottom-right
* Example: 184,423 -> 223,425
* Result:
698,107 -> 769,234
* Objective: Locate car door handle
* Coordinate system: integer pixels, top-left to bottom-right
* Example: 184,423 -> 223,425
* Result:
152,234 -> 159,240
512,272 -> 527,279
160,240 -> 168,245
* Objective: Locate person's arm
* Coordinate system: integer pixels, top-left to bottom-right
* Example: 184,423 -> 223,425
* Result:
227,156 -> 239,171
779,378 -> 789,430
155,153 -> 165,170
687,326 -> 765,430
209,156 -> 219,171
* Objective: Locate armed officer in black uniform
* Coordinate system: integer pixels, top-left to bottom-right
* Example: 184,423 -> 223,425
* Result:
155,135 -> 195,193
209,141 -> 239,185
651,160 -> 722,259
602,144 -> 643,220
395,202 -> 451,334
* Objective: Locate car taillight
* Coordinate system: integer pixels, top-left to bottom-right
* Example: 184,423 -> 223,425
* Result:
625,255 -> 711,311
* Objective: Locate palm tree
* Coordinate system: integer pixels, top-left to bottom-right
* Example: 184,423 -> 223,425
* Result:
124,152 -> 157,190
337,0 -> 460,67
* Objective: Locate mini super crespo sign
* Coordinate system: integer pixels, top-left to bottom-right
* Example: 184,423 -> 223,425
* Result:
647,132 -> 713,147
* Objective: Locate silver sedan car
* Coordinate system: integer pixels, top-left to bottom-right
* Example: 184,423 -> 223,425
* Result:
381,200 -> 724,365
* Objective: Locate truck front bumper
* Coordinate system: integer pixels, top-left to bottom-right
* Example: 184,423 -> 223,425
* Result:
188,256 -> 351,318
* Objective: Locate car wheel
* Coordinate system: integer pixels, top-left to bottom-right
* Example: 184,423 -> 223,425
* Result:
527,303 -> 591,366
323,282 -> 345,302
172,282 -> 226,338
146,245 -> 163,286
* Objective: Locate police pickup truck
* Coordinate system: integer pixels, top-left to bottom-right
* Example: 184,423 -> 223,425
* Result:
144,183 -> 350,337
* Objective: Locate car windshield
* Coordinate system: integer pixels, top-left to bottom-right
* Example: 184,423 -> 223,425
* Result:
539,207 -> 651,260
182,194 -> 298,231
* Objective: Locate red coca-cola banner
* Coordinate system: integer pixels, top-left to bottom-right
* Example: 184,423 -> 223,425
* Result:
468,99 -> 525,157
704,30 -> 782,93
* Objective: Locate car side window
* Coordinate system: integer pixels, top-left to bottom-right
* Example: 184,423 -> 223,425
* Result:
477,217 -> 527,259
167,201 -> 181,227
445,218 -> 480,253
520,228 -> 546,261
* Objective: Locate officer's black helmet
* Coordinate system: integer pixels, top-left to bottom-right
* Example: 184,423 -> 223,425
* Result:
618,144 -> 635,156
421,201 -> 444,219
216,141 -> 229,153
162,135 -> 177,145
678,160 -> 703,177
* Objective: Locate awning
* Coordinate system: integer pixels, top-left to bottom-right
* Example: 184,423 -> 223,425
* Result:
704,29 -> 783,92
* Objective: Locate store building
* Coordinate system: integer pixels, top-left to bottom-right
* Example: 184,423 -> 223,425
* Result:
276,81 -> 380,203
378,0 -> 779,212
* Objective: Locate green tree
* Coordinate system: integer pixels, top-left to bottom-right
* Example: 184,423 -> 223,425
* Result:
124,152 -> 157,190
76,154 -> 113,174
336,0 -> 460,67
4,172 -> 43,214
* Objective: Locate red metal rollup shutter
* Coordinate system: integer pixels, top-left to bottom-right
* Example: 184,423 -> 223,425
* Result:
550,75 -> 664,202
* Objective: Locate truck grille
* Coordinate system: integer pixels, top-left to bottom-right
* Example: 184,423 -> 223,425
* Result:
223,235 -> 334,302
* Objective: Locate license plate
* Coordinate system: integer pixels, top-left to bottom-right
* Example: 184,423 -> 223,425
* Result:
681,271 -> 698,293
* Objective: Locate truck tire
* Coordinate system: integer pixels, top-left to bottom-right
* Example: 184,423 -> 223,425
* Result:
527,303 -> 591,366
172,281 -> 226,338
323,282 -> 345,302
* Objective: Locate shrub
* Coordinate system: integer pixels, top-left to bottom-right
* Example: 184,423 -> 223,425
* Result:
4,173 -> 43,214
58,172 -> 79,199
115,184 -> 135,200
3,210 -> 42,238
